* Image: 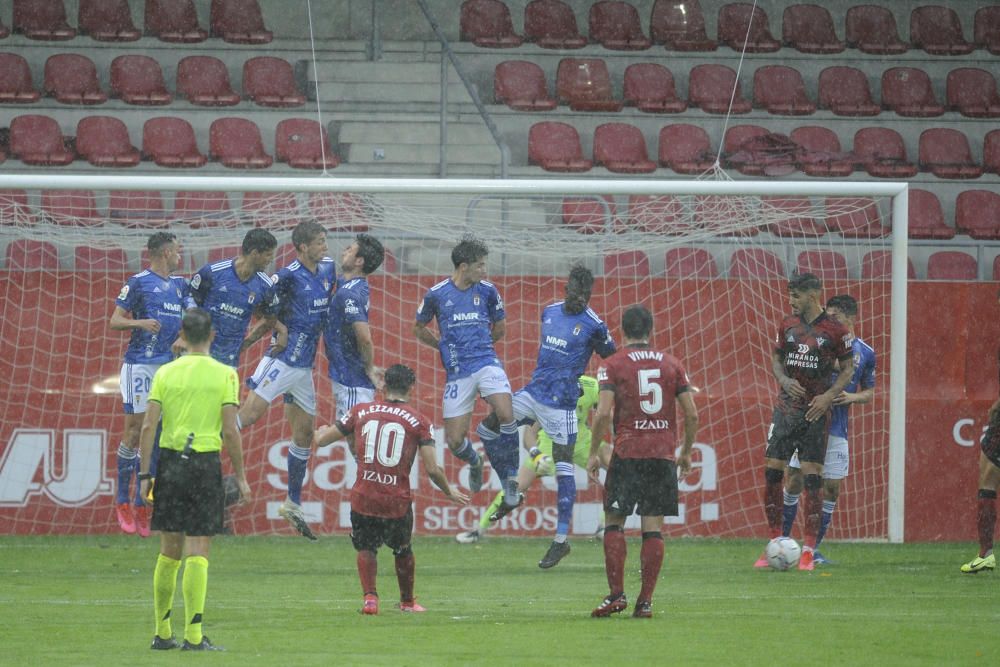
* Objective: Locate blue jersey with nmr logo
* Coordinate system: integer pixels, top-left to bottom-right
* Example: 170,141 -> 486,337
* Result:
116,270 -> 193,364
268,257 -> 336,368
829,337 -> 876,439
415,278 -> 505,381
190,258 -> 278,367
524,302 -> 616,409
325,276 -> 372,388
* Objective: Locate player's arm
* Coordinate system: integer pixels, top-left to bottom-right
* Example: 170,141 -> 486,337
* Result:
834,384 -> 874,406
413,321 -> 440,349
314,422 -> 350,449
241,314 -> 281,354
221,403 -> 251,503
806,355 -> 856,421
490,318 -> 506,343
109,305 -> 160,334
676,389 -> 699,477
351,321 -> 384,390
419,442 -> 469,505
523,422 -> 554,475
588,387 -> 614,482
772,349 -> 806,399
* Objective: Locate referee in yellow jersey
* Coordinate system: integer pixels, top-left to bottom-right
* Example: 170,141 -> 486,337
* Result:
138,308 -> 250,652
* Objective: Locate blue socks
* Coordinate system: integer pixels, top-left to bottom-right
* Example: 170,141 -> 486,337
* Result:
816,499 -> 836,548
116,443 -> 137,504
555,462 -> 576,541
782,490 -> 799,537
451,438 -> 481,465
287,444 -> 311,505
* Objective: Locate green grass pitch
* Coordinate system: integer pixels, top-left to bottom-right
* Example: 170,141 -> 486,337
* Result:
1,535 -> 996,665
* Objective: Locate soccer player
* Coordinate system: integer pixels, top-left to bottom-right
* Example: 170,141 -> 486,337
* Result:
110,231 -> 193,537
782,294 -> 876,564
586,305 -> 698,619
138,309 -> 250,651
757,273 -> 855,571
313,364 -> 468,614
237,221 -> 336,540
413,235 -> 513,497
476,265 -> 616,567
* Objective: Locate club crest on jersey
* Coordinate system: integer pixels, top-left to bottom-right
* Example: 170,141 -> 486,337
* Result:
175,287 -> 182,298
816,336 -> 827,348
573,324 -> 582,336
248,292 -> 256,304
323,280 -> 330,291
473,295 -> 481,306
786,334 -> 795,343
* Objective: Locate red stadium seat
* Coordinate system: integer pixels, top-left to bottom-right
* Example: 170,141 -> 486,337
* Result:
207,245 -> 241,265
110,55 -> 171,105
144,0 -> 206,42
9,114 -> 74,165
688,64 -> 751,114
5,239 -> 58,270
985,130 -> 1000,176
593,123 -> 655,173
918,128 -> 982,180
0,190 -> 36,226
79,0 -> 140,41
852,127 -> 918,178
589,1 -> 651,50
604,250 -> 650,277
243,57 -> 305,107
911,5 -> 972,55
494,61 -> 557,111
40,189 -> 102,226
694,196 -> 759,236
974,6 -> 1000,55
664,247 -> 717,278
797,250 -> 848,281
209,118 -> 272,169
724,125 -> 799,176
177,56 -> 240,106
556,59 -> 622,112
241,192 -> 302,230
994,256 -> 1000,281
275,119 -> 339,170
907,189 -> 954,240
460,0 -> 523,47
142,117 -> 207,168
782,4 -> 844,54
658,123 -> 715,174
76,116 -> 141,167
75,246 -> 128,271
946,68 -> 1000,118
528,122 -> 592,172
307,193 -> 373,232
14,0 -> 76,40
0,53 -> 41,103
108,190 -> 169,228
881,67 -> 943,118
845,4 -> 907,55
628,195 -> 688,234
818,66 -> 880,117
562,196 -> 618,234
824,197 -> 886,238
173,191 -> 236,228
650,0 -> 716,51
623,63 -> 686,113
860,251 -> 915,280
718,3 -> 780,53
791,126 -> 854,177
762,197 -> 825,237
44,54 -> 107,105
752,65 -> 815,115
210,0 -> 272,44
729,248 -> 784,279
927,251 -> 977,281
0,16 -> 8,38
524,0 -> 585,49
955,190 -> 1000,240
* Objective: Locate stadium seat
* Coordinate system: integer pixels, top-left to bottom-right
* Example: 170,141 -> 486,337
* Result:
78,0 -> 140,41
907,189 -> 954,240
664,247 -> 717,278
845,4 -> 907,54
44,54 -> 107,105
658,124 -> 715,174
75,246 -> 128,271
974,6 -> 1000,54
40,189 -> 101,227
623,63 -> 686,113
210,0 -> 272,44
628,195 -> 687,234
0,53 -> 41,103
649,0 -> 716,51
562,196 -> 618,234
985,130 -> 1000,175
593,123 -> 656,173
955,190 -> 1000,240
75,116 -> 141,167
604,250 -> 650,277
209,118 -> 272,169
206,245 -> 241,265
460,0 -> 523,47
241,191 -> 302,229
752,65 -> 815,115
307,193 -> 373,232
5,239 -> 58,270
0,190 -> 36,226
556,59 -> 622,111
762,197 -> 825,237
790,126 -> 854,177
718,3 -> 780,52
688,64 -> 751,114
782,4 -> 844,53
926,251 -> 977,281
729,248 -> 784,279
852,127 -> 918,178
110,55 -> 171,105
494,61 -> 557,111
724,125 -> 800,176
108,190 -> 169,228
523,0 -> 585,49
881,68 -> 943,117
243,57 -> 305,107
994,256 -> 1000,281
0,16 -> 8,38
910,5 -> 972,55
818,66 -> 880,117
824,197 -> 886,238
142,117 -> 207,168
173,191 -> 236,228
589,1 -> 651,50
9,114 -> 74,165
177,56 -> 240,106
275,119 -> 339,170
528,122 -> 592,172
946,68 -> 1000,118
797,250 -> 848,281
860,251 -> 915,280
918,128 -> 982,180
144,0 -> 206,42
13,0 -> 76,40
694,196 -> 759,236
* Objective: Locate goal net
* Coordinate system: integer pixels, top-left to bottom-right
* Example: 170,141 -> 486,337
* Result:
0,175 -> 907,542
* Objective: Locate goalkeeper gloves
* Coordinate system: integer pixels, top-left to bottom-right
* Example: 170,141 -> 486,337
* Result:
529,447 -> 555,476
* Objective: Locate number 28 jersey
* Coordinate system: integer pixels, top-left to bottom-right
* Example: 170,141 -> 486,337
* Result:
598,344 -> 691,460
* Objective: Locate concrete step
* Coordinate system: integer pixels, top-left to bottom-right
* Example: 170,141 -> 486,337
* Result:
300,60 -> 463,84
337,121 -> 496,145
314,81 -> 476,104
344,142 -> 501,165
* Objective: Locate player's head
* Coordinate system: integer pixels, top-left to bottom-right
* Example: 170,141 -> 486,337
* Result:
564,264 -> 594,315
826,294 -> 859,329
180,308 -> 214,347
451,234 -> 489,283
147,231 -> 180,273
342,233 -> 385,276
787,272 -> 822,316
621,304 -> 653,342
384,363 -> 416,400
241,228 -> 278,272
291,221 -> 328,264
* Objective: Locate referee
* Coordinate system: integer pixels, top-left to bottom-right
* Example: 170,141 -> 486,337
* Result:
138,308 -> 250,652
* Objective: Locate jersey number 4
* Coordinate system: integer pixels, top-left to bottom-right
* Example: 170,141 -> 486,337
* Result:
638,369 -> 663,415
359,420 -> 405,467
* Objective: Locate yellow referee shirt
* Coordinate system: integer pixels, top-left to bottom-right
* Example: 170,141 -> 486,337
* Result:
148,354 -> 240,453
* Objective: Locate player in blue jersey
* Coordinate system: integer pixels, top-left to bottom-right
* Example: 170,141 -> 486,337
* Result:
189,229 -> 281,368
413,235 -> 515,500
477,264 -> 616,567
782,294 -> 875,564
110,231 -> 194,537
237,221 -> 336,540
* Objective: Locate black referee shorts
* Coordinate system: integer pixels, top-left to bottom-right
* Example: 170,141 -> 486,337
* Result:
603,455 -> 679,518
150,448 -> 224,537
765,405 -> 829,464
350,508 -> 413,553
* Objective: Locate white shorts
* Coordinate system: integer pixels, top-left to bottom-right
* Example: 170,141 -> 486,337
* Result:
442,365 -> 511,419
120,363 -> 161,414
248,357 -> 317,416
512,389 -> 578,446
331,380 -> 376,421
789,435 -> 849,480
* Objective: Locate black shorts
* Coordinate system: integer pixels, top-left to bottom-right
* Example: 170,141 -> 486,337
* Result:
603,456 -> 679,518
765,406 -> 828,464
150,449 -> 224,537
351,508 -> 413,553
982,420 -> 1000,468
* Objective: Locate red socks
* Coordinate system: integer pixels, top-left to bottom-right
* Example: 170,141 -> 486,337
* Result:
764,468 -> 784,538
357,550 -> 377,596
638,532 -> 664,604
395,551 -> 415,602
603,526 -> 626,595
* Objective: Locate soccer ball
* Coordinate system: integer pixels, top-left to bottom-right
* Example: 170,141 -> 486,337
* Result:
765,537 -> 802,571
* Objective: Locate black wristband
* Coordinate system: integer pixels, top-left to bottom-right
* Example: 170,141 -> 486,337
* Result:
137,472 -> 153,481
